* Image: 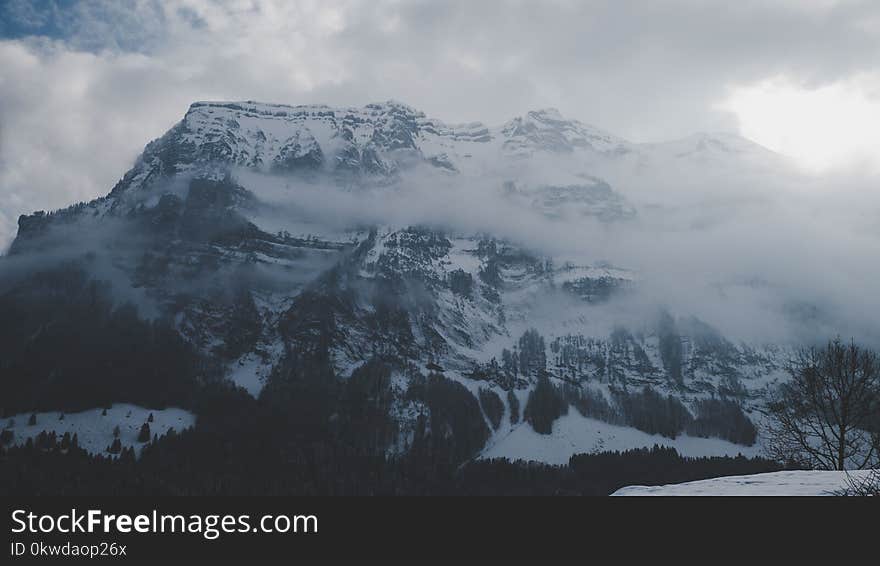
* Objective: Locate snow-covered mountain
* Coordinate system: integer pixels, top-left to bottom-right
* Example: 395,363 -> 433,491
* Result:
3,100 -> 797,465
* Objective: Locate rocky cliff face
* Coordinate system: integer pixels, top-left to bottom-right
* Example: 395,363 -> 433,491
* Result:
1,100 -> 794,465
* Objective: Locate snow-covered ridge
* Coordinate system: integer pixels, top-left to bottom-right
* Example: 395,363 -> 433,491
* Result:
638,131 -> 787,170
184,98 -> 495,153
500,108 -> 631,155
190,99 -> 426,119
101,98 -> 785,207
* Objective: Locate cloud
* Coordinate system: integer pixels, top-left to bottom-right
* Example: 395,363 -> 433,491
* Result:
2,0 -> 880,250
228,154 -> 880,347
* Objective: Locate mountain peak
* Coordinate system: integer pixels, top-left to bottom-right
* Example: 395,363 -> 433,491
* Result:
501,107 -> 629,154
106,99 -> 786,203
651,130 -> 780,160
365,99 -> 424,116
526,107 -> 566,121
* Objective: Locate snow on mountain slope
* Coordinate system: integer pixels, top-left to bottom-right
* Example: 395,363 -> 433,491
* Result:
481,411 -> 762,466
611,469 -> 877,496
3,405 -> 196,457
109,99 -> 498,195
4,99 -> 803,465
499,108 -> 632,156
106,100 -> 783,212
14,98 -> 788,250
643,131 -> 785,165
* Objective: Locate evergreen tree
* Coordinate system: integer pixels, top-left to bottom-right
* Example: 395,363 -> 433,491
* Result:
524,374 -> 568,434
518,329 -> 547,376
612,386 -> 692,438
413,374 -> 491,465
478,388 -> 504,430
137,423 -> 151,443
501,348 -> 517,377
686,398 -> 757,446
507,390 -> 520,424
224,286 -> 262,359
562,384 -> 619,423
657,311 -> 683,384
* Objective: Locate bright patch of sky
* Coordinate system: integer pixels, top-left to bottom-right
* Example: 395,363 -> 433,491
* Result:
721,74 -> 880,173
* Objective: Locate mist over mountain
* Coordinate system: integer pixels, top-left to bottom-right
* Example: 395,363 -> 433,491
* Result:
2,99 -> 878,475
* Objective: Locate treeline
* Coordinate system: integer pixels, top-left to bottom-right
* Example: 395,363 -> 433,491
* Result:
0,429 -> 782,496
522,375 -> 756,445
612,387 -> 694,439
457,446 -> 782,496
0,265 -> 206,415
0,267 -> 758,495
498,325 -> 757,445
0,358 -> 489,495
0,311 -> 760,496
524,374 -> 568,434
687,398 -> 758,446
408,373 -> 491,466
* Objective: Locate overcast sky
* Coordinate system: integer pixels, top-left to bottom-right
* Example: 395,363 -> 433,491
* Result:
1,0 -> 879,249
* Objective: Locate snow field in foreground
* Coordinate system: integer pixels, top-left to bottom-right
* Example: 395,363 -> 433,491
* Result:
612,469 -> 877,496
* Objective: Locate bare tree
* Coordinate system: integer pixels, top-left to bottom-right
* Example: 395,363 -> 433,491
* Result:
841,469 -> 880,496
765,338 -> 880,470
